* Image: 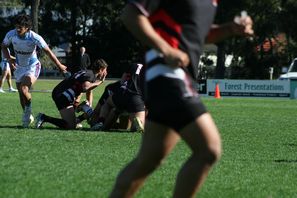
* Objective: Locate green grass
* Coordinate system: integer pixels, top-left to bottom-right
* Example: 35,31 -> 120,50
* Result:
1,79 -> 297,198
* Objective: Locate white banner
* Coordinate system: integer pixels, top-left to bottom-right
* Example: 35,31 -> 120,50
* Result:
207,79 -> 290,97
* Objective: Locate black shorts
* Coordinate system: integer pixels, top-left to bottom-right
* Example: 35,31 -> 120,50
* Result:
145,76 -> 207,132
52,92 -> 73,110
112,91 -> 145,113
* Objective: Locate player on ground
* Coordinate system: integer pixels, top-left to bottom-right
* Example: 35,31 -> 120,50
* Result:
91,63 -> 145,131
35,59 -> 107,129
1,14 -> 68,127
76,63 -> 145,132
76,79 -> 122,128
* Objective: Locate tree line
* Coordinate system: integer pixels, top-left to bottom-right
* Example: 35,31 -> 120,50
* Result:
1,0 -> 297,79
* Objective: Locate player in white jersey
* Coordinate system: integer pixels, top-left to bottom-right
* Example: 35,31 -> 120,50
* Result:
1,14 -> 68,128
0,49 -> 17,93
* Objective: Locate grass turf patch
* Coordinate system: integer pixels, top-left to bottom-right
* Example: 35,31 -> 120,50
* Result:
0,79 -> 297,197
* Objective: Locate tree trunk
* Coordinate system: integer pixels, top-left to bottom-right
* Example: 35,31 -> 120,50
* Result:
215,43 -> 226,79
31,0 -> 40,33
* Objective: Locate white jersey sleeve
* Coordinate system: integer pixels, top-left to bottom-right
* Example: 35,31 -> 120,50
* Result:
30,31 -> 48,49
2,29 -> 48,67
2,30 -> 14,46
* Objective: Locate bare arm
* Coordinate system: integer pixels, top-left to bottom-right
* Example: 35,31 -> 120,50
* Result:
1,44 -> 10,59
43,47 -> 67,72
206,16 -> 254,44
82,80 -> 104,92
86,90 -> 93,107
1,44 -> 16,69
121,4 -> 189,67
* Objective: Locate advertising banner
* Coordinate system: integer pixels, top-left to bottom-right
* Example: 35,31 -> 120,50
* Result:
196,80 -> 207,95
206,80 -> 290,97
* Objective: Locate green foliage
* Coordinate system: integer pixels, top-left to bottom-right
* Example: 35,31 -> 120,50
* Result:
0,0 -> 23,7
2,0 -> 297,78
38,51 -> 55,69
35,0 -> 139,77
216,0 -> 297,79
0,80 -> 297,197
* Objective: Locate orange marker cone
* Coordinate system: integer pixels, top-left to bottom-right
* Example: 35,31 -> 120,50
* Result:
214,83 -> 221,99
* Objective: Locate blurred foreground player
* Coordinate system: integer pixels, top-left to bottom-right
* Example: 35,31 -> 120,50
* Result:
109,0 -> 254,197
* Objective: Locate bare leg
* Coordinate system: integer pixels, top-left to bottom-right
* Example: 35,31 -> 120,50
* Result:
16,83 -> 25,109
16,75 -> 37,127
75,93 -> 83,106
6,69 -> 13,88
173,113 -> 221,198
109,121 -> 180,198
0,70 -> 9,89
129,111 -> 145,132
17,76 -> 36,109
130,111 -> 145,126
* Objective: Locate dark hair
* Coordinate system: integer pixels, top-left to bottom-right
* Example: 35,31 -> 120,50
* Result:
14,14 -> 32,29
92,59 -> 108,71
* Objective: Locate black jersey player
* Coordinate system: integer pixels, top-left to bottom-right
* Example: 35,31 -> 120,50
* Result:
35,59 -> 108,129
109,0 -> 254,197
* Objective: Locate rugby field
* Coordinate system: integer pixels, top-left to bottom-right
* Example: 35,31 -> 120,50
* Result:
0,79 -> 296,198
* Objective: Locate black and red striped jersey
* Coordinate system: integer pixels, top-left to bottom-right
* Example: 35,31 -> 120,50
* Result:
129,0 -> 217,80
